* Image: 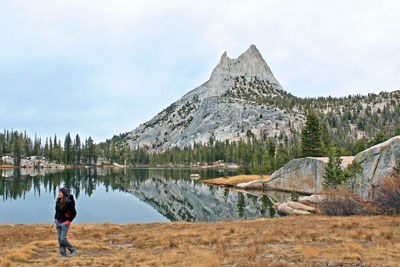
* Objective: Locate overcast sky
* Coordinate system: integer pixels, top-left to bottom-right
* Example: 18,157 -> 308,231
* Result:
1,0 -> 399,142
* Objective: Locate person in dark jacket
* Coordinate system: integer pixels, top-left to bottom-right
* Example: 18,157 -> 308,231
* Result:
55,187 -> 77,257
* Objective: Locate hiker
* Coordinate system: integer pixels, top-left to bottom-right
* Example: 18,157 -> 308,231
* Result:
55,187 -> 77,257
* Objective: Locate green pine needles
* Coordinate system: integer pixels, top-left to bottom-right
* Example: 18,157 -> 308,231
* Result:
323,143 -> 345,189
301,110 -> 324,157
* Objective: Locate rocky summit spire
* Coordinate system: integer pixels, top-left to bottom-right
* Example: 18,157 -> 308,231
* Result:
218,51 -> 229,65
207,44 -> 282,97
238,44 -> 279,83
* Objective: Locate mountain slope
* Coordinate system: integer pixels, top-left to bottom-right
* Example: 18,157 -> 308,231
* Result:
125,45 -> 303,151
109,45 -> 400,156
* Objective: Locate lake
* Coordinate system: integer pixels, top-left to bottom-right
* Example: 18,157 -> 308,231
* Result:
0,168 -> 290,224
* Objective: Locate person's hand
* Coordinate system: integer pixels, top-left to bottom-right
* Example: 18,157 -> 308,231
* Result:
65,221 -> 70,226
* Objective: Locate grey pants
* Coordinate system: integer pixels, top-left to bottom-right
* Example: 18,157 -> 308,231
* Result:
56,221 -> 75,256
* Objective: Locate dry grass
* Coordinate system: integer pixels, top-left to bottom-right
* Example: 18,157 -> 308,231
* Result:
203,174 -> 268,187
1,216 -> 399,266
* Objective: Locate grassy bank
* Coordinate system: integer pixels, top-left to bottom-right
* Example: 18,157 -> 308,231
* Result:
1,216 -> 399,267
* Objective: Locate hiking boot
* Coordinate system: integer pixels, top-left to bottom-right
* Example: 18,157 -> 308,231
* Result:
69,249 -> 76,257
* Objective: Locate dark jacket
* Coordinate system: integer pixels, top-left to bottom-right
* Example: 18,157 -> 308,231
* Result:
55,195 -> 77,222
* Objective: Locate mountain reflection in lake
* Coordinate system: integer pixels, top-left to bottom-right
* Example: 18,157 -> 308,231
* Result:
0,168 -> 290,224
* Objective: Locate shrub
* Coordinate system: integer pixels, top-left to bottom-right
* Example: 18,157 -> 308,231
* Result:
373,174 -> 400,215
318,188 -> 370,216
290,191 -> 299,202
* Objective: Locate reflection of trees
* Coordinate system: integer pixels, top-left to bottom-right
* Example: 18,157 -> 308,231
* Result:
1,168 -> 281,221
223,188 -> 229,202
261,194 -> 275,217
236,192 -> 276,218
1,168 -> 222,202
237,192 -> 245,218
1,168 -> 124,201
1,170 -> 37,200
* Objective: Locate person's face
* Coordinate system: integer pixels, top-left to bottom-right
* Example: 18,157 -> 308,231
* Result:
58,191 -> 63,199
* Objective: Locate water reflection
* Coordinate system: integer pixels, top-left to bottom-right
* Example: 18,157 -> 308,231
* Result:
0,168 -> 289,223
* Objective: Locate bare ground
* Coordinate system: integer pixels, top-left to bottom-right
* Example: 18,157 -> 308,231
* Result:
1,216 -> 399,267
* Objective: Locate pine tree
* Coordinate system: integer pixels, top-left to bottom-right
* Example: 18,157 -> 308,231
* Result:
51,135 -> 63,163
261,151 -> 272,175
395,123 -> 400,136
301,110 -> 324,157
86,137 -> 96,165
44,138 -> 49,160
110,141 -> 117,163
23,130 -> 32,156
49,137 -> 53,161
74,134 -> 82,165
344,159 -> 363,190
0,138 -> 3,163
11,131 -> 22,166
64,133 -> 73,165
323,143 -> 344,189
34,134 -> 42,156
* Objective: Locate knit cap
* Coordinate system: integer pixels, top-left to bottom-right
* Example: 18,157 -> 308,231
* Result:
60,187 -> 69,197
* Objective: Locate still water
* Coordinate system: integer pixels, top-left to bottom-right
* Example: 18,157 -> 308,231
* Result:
0,168 -> 290,224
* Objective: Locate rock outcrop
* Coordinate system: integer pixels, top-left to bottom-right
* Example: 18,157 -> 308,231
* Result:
274,201 -> 316,216
263,136 -> 400,199
353,136 -> 400,199
237,179 -> 263,189
264,157 -> 328,194
1,156 -> 65,169
276,203 -> 311,215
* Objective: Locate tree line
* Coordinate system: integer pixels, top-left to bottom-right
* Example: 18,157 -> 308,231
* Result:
2,104 -> 399,175
0,130 -> 96,166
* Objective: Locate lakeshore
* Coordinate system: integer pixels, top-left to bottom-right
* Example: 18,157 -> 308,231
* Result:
0,216 -> 399,267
